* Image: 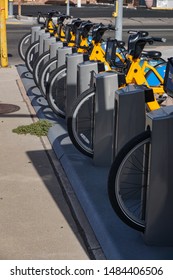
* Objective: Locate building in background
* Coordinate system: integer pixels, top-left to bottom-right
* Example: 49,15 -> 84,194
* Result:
13,0 -> 114,5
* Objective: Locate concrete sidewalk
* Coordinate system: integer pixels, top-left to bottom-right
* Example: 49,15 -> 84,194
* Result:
0,65 -> 104,260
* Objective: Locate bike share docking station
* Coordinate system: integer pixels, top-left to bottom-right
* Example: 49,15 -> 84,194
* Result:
31,26 -> 60,57
113,85 -> 149,163
31,26 -> 41,43
93,68 -> 173,245
77,60 -> 98,94
144,105 -> 173,246
42,37 -> 56,64
48,41 -> 64,72
93,74 -> 146,167
38,33 -> 50,56
93,71 -> 119,166
65,53 -> 84,118
56,47 -> 72,68
66,57 -> 103,119
43,37 -> 56,52
30,27 -> 49,55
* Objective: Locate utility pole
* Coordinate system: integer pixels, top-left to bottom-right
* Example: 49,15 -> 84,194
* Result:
8,0 -> 14,16
5,0 -> 8,18
0,0 -> 8,67
66,0 -> 70,16
115,0 -> 123,40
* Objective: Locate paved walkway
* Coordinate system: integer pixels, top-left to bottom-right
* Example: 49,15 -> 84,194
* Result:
0,66 -> 104,260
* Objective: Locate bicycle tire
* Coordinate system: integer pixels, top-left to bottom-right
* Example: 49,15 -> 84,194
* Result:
67,87 -> 95,157
25,40 -> 39,73
46,64 -> 67,118
18,32 -> 31,61
108,130 -> 151,232
38,56 -> 58,97
32,50 -> 50,88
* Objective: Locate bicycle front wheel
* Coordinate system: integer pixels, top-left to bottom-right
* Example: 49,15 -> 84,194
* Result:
18,32 -> 31,61
25,40 -> 39,73
38,57 -> 58,97
67,87 -> 95,157
46,65 -> 67,118
108,130 -> 151,232
32,50 -> 50,88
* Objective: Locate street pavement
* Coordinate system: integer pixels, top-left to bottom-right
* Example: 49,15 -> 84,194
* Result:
1,11 -> 173,260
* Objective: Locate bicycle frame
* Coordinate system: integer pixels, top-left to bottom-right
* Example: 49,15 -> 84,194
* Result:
125,56 -> 165,110
126,55 -> 164,91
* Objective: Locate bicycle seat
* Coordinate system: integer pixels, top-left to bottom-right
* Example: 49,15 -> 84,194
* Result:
142,50 -> 162,59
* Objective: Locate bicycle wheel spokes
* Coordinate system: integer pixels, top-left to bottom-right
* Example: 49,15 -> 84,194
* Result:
25,41 -> 39,73
33,51 -> 50,87
18,32 -> 31,61
115,138 -> 150,229
108,131 -> 151,232
73,98 -> 94,151
69,89 -> 95,157
39,58 -> 57,97
47,66 -> 67,117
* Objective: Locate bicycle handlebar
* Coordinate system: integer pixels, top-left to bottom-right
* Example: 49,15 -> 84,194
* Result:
130,36 -> 166,59
143,37 -> 166,45
151,37 -> 166,43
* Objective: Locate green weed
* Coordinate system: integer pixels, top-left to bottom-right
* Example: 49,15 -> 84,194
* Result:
12,120 -> 52,137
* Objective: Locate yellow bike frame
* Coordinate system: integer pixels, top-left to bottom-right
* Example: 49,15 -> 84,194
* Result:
126,55 -> 165,110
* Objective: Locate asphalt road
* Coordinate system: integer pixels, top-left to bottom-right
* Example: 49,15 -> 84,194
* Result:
12,4 -> 173,18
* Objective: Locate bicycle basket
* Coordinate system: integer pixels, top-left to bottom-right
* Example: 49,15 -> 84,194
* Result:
164,57 -> 173,97
105,39 -> 117,64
